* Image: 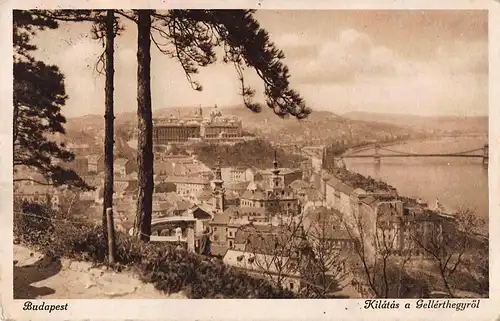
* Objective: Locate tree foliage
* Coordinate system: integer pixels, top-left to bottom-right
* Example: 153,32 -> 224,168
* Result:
411,208 -> 487,297
38,9 -> 312,120
13,10 -> 91,190
193,139 -> 305,169
22,9 -> 312,242
147,10 -> 311,119
300,209 -> 352,298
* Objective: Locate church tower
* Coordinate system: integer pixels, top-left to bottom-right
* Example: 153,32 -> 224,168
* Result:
270,151 -> 283,189
212,157 -> 225,213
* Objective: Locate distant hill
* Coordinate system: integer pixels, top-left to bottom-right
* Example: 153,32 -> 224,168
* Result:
217,106 -> 417,146
343,111 -> 488,135
65,105 -> 420,147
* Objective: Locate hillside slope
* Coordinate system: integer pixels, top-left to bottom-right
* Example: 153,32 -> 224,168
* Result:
66,105 -> 417,147
14,244 -> 186,299
343,111 -> 488,135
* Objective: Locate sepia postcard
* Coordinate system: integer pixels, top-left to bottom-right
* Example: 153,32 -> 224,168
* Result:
0,0 -> 499,320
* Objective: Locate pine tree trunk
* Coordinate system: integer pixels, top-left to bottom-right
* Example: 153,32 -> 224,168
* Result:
135,10 -> 154,242
102,9 -> 115,241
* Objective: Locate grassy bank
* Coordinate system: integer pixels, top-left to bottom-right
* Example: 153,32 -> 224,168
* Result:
13,203 -> 295,299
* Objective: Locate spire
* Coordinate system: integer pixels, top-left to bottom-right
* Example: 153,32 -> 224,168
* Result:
212,156 -> 225,213
215,156 -> 222,181
272,150 -> 280,175
271,150 -> 282,189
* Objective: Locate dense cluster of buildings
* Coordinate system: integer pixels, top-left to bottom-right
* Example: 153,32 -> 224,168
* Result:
14,138 -> 452,297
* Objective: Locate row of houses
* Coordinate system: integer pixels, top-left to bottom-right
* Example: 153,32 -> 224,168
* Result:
323,171 -> 448,257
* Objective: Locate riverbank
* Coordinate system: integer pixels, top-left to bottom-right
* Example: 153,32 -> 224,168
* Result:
343,136 -> 489,229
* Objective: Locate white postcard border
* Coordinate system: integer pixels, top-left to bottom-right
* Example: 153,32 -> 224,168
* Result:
0,0 -> 498,320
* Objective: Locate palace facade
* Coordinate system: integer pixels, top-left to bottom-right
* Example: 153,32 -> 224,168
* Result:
153,105 -> 244,145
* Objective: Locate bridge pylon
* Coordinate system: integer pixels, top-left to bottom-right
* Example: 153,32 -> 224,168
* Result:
483,144 -> 489,165
374,143 -> 381,164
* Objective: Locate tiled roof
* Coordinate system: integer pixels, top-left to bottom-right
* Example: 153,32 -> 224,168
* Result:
187,206 -> 213,220
152,202 -> 171,212
194,189 -> 213,201
353,188 -> 367,195
164,175 -> 210,185
222,205 -> 239,216
377,203 -> 403,223
184,163 -> 209,174
361,196 -> 377,206
241,189 -> 267,200
334,182 -> 355,195
233,224 -> 274,246
210,244 -> 229,257
229,166 -> 248,172
225,182 -> 249,191
306,188 -> 322,201
259,168 -> 301,176
241,187 -> 296,201
153,192 -> 180,202
154,161 -> 188,176
325,176 -> 342,187
227,207 -> 266,217
225,192 -> 240,200
246,181 -> 266,192
196,203 -> 215,216
154,182 -> 177,193
176,200 -> 193,211
289,179 -> 310,190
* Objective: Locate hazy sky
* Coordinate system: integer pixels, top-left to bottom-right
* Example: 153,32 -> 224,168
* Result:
30,10 -> 488,118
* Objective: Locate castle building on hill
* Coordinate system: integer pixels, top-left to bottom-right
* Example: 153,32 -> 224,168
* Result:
152,105 -> 244,145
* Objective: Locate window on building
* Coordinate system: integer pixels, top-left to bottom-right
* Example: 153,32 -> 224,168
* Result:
229,240 -> 233,248
289,282 -> 294,290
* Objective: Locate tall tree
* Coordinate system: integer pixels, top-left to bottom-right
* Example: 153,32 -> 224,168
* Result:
102,10 -> 117,241
13,10 -> 91,190
128,9 -> 312,241
27,10 -> 124,240
134,10 -> 154,241
26,9 -> 313,241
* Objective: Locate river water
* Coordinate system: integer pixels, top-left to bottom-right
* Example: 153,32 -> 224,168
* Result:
344,137 -> 489,227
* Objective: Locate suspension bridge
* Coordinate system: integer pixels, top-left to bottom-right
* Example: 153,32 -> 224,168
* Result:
341,143 -> 489,164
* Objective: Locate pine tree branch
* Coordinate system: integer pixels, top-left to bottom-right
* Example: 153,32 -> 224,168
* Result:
13,178 -> 53,186
115,10 -> 137,23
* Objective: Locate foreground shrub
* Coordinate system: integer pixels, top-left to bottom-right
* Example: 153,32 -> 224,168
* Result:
14,202 -> 54,247
14,205 -> 295,299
